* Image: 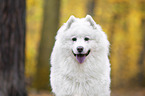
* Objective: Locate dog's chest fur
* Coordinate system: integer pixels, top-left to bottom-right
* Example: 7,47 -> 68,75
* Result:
51,63 -> 110,96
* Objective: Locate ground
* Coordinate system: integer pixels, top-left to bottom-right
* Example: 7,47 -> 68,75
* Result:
29,88 -> 145,96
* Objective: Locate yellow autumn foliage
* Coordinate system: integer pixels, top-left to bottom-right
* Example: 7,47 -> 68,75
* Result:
26,0 -> 145,89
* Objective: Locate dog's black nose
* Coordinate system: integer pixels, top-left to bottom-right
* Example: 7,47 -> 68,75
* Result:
77,46 -> 84,53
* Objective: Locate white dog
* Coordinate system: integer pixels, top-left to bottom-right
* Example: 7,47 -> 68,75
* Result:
50,15 -> 111,96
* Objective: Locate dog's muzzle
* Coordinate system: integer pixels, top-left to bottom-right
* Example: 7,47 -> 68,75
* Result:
72,50 -> 90,64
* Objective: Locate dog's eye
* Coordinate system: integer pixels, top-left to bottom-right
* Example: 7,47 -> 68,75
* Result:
84,37 -> 89,41
72,37 -> 77,41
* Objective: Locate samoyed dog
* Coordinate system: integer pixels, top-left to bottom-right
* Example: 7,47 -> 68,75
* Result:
50,15 -> 111,96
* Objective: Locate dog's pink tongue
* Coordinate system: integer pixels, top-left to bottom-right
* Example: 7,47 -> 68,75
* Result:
76,55 -> 86,64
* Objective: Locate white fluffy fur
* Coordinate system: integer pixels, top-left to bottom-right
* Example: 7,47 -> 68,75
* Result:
50,15 -> 111,96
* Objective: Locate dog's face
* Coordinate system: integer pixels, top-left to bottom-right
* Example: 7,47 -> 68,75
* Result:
55,15 -> 109,64
71,31 -> 92,64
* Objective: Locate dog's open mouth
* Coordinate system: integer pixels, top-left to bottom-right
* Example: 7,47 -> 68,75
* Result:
72,50 -> 90,64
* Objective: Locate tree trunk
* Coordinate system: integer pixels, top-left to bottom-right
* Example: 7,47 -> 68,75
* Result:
35,0 -> 60,91
109,14 -> 120,44
0,0 -> 27,96
87,0 -> 96,16
138,18 -> 145,86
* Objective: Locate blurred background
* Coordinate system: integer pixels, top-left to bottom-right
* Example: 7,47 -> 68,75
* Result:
26,0 -> 145,95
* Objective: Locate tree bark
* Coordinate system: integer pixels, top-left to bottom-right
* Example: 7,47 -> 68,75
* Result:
35,0 -> 60,91
0,0 -> 26,96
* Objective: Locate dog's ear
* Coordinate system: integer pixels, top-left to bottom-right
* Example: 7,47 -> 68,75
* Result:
85,15 -> 96,29
66,15 -> 76,29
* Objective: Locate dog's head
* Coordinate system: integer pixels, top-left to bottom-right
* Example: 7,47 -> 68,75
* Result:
55,15 -> 109,64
